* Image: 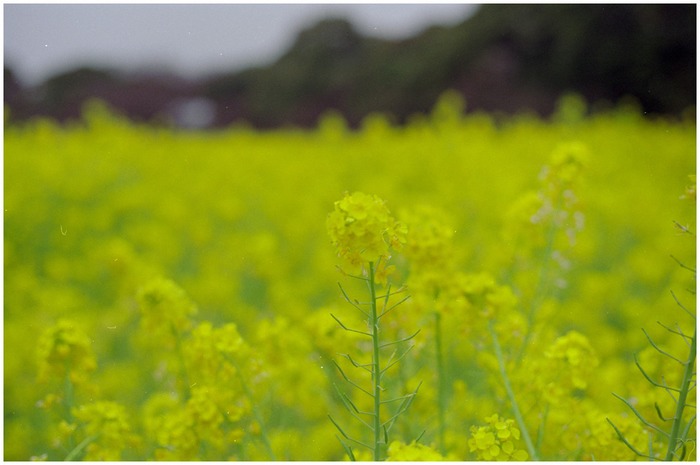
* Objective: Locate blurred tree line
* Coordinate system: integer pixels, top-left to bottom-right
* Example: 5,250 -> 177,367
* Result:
4,4 -> 695,129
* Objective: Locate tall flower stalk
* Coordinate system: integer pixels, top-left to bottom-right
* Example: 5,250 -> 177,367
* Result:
326,192 -> 419,460
608,182 -> 697,461
399,205 -> 457,455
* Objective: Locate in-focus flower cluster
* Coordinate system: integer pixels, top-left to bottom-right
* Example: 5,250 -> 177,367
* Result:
326,191 -> 406,275
468,414 -> 529,461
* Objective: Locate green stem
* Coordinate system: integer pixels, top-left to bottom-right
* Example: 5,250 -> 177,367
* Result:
63,366 -> 75,422
435,312 -> 446,454
171,323 -> 191,401
516,195 -> 564,365
64,434 -> 98,461
226,355 -> 277,461
368,262 -> 383,461
489,321 -> 539,460
664,325 -> 696,461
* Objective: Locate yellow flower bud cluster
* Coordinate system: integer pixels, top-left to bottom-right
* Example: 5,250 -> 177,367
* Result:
468,414 -> 529,461
386,440 -> 447,461
540,141 -> 589,194
400,205 -> 457,309
183,321 -> 249,385
134,316 -> 255,460
136,276 -> 197,348
143,393 -> 200,460
326,192 -> 406,273
71,401 -> 138,460
401,205 -> 455,272
539,330 -> 599,402
36,319 -> 96,386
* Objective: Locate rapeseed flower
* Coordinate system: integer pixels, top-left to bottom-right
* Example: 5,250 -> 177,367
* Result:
70,401 -> 138,460
7,96 -> 695,461
386,440 -> 447,460
36,319 -> 96,387
468,414 -> 528,461
538,330 -> 599,403
326,191 -> 406,274
136,276 -> 197,348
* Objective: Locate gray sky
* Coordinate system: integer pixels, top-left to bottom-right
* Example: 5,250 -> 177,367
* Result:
4,3 -> 479,86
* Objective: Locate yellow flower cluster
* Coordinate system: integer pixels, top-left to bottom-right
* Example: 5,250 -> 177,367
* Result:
136,276 -> 197,348
183,321 -> 249,385
386,440 -> 447,461
400,205 -> 457,311
70,401 -> 138,460
36,319 -> 96,387
142,392 -> 200,460
142,319 -> 254,460
539,330 -> 599,402
401,205 -> 456,273
503,141 -> 588,293
539,141 -> 589,196
468,414 -> 529,461
5,96 -> 694,460
326,191 -> 406,274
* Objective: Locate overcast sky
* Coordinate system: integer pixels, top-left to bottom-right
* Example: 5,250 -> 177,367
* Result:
4,3 -> 479,86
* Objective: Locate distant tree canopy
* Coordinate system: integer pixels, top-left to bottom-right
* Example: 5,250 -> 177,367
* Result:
5,4 -> 695,128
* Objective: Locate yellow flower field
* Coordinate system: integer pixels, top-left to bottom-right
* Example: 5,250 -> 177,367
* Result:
4,94 -> 696,460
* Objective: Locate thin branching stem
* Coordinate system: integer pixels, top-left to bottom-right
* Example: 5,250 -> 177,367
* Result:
335,435 -> 357,462
333,360 -> 374,397
379,329 -> 420,349
489,321 -> 539,460
368,261 -> 383,461
606,418 -> 655,460
331,256 -> 415,461
669,253 -> 696,273
337,284 -> 369,317
336,265 -> 370,282
378,295 -> 411,319
336,392 -> 375,429
670,290 -> 696,319
656,321 -> 692,345
225,354 -> 277,461
63,434 -> 98,461
612,392 -> 669,437
329,415 -> 371,449
375,286 -> 408,302
655,402 -> 672,422
641,328 -> 685,365
680,414 -> 697,444
664,326 -> 696,461
380,346 -> 414,375
339,353 -> 373,373
635,355 -> 682,393
382,382 -> 421,432
330,314 -> 372,338
516,194 -> 565,365
435,312 -> 447,455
